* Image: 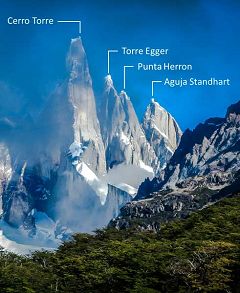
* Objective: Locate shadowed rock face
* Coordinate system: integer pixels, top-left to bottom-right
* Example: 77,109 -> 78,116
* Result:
110,100 -> 240,231
226,100 -> 240,117
137,100 -> 240,198
162,101 -> 240,188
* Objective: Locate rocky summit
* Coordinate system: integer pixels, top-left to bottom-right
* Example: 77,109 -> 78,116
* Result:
142,98 -> 182,170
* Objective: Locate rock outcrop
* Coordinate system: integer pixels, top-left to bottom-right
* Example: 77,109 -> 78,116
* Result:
110,101 -> 240,231
142,98 -> 182,169
100,75 -> 157,171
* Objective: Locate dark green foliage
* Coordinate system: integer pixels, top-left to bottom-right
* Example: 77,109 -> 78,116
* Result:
0,195 -> 240,292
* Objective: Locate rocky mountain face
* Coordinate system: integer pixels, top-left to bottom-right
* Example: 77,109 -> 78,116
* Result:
0,37 -> 181,251
142,98 -> 182,170
162,101 -> 240,188
0,144 -> 12,195
110,101 -> 240,231
40,37 -> 106,176
109,171 -> 240,232
100,75 -> 157,171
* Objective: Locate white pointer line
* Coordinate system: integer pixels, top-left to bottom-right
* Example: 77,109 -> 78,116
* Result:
152,80 -> 162,97
124,66 -> 134,90
107,50 -> 118,75
57,20 -> 81,34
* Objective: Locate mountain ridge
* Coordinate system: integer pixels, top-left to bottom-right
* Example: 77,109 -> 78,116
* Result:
110,99 -> 240,230
0,37 -> 182,252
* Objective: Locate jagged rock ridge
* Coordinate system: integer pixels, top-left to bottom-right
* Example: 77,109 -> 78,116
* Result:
110,100 -> 240,231
100,75 -> 157,171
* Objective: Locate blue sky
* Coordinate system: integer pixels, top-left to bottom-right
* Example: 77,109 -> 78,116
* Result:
0,0 -> 240,130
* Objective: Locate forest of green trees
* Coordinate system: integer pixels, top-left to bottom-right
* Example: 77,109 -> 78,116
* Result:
0,195 -> 239,292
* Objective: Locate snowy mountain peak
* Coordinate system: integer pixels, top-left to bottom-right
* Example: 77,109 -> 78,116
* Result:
104,74 -> 117,95
105,74 -> 113,86
100,80 -> 157,172
146,100 -> 181,133
40,37 -> 106,175
120,90 -> 130,100
0,36 -> 185,252
67,37 -> 92,83
142,100 -> 182,169
68,36 -> 85,61
71,36 -> 82,43
148,99 -> 167,114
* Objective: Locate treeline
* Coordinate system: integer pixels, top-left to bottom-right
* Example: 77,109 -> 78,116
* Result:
0,195 -> 240,292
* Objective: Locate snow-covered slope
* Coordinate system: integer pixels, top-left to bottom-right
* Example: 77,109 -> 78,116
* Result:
0,211 -> 61,254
